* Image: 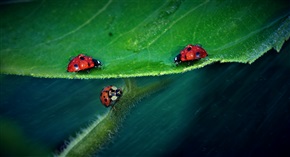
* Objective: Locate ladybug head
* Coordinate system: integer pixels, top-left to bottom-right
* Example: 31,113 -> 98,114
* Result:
174,54 -> 181,65
93,59 -> 102,68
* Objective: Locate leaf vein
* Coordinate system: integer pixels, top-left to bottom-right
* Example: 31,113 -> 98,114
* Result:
146,0 -> 210,48
42,0 -> 113,45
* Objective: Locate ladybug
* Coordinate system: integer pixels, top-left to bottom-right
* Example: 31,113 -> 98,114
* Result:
100,85 -> 123,107
174,44 -> 208,65
67,54 -> 102,72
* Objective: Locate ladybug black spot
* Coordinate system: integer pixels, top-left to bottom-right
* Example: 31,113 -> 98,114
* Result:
196,52 -> 200,58
104,99 -> 107,102
80,56 -> 85,60
187,47 -> 192,51
74,64 -> 78,68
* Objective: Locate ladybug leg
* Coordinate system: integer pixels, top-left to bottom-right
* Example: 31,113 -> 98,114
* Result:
187,61 -> 194,66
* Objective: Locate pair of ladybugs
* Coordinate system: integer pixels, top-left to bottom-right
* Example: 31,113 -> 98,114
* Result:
67,55 -> 123,108
67,44 -> 208,72
97,44 -> 206,108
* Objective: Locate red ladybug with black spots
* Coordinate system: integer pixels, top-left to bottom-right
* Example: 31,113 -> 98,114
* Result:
174,44 -> 208,65
100,85 -> 123,107
67,54 -> 102,72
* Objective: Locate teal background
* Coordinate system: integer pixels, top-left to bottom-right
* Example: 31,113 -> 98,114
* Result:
0,41 -> 289,156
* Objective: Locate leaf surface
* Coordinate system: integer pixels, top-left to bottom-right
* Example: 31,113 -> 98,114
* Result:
1,0 -> 289,79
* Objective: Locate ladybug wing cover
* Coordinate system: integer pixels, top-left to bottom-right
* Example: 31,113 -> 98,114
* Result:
84,56 -> 96,68
199,47 -> 208,58
67,57 -> 80,72
100,91 -> 111,107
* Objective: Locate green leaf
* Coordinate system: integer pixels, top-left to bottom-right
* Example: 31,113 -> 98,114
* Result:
1,0 -> 289,79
